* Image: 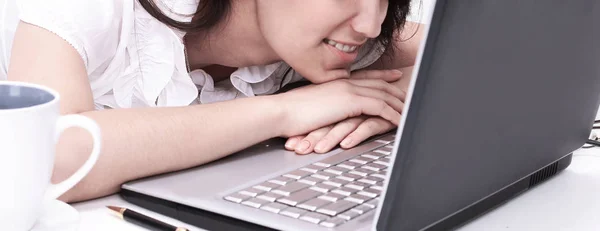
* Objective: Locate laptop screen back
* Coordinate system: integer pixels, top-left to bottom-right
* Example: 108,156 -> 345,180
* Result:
377,0 -> 600,230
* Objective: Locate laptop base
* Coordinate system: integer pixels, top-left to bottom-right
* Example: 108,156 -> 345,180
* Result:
120,154 -> 572,231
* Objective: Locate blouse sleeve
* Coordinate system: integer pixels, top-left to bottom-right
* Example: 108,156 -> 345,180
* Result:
16,0 -> 124,70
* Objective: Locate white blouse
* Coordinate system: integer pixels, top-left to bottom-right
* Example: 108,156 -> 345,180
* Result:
0,0 -> 386,110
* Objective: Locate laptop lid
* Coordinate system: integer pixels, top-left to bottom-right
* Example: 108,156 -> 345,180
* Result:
376,0 -> 600,230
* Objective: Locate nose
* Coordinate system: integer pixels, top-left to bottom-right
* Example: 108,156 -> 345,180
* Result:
351,0 -> 388,38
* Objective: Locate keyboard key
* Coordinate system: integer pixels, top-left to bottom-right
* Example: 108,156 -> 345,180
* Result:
335,175 -> 355,182
376,181 -> 384,187
272,182 -> 310,196
322,178 -> 346,187
351,204 -> 374,214
337,210 -> 361,220
357,191 -> 377,198
324,166 -> 349,175
300,212 -> 331,224
277,188 -> 322,206
316,200 -> 359,216
376,136 -> 395,143
358,176 -> 382,185
311,171 -> 337,180
256,192 -> 284,202
298,176 -> 324,185
352,168 -> 376,177
371,185 -> 384,191
363,163 -> 387,172
224,193 -> 252,203
269,176 -> 294,186
374,139 -> 391,144
379,145 -> 394,152
374,159 -> 390,166
345,181 -> 372,190
280,207 -> 308,219
301,165 -> 326,173
345,193 -> 372,204
310,183 -> 337,193
370,172 -> 386,179
260,202 -> 289,214
337,161 -> 362,170
319,192 -> 346,202
357,167 -> 378,175
284,170 -> 312,180
332,187 -> 360,196
297,198 -> 332,211
373,150 -> 391,155
363,176 -> 383,183
362,152 -> 386,159
253,182 -> 281,192
349,156 -> 372,165
241,198 -> 269,208
361,188 -> 381,197
349,170 -> 369,177
239,187 -> 264,197
320,217 -> 346,228
358,178 -> 377,185
313,162 -> 332,168
340,172 -> 360,181
364,198 -> 380,208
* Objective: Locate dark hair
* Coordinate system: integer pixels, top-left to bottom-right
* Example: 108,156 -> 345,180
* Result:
138,0 -> 412,52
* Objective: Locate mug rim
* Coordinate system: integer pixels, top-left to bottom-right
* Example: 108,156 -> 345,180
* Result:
0,81 -> 61,114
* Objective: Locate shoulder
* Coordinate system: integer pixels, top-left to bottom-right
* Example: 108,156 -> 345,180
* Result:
16,0 -> 132,68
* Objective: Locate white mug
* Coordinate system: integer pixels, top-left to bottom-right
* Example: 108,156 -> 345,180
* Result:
0,81 -> 101,230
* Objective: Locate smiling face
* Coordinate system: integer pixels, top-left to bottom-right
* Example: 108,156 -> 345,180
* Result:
254,0 -> 389,83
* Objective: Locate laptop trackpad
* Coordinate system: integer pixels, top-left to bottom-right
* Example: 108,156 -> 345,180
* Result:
122,138 -> 345,200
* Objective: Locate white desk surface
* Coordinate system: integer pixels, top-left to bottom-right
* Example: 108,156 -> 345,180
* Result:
72,147 -> 600,231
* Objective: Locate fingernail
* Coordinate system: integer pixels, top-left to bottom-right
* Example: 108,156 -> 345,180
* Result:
393,69 -> 403,77
314,142 -> 327,153
285,138 -> 299,150
296,140 -> 311,153
341,138 -> 353,148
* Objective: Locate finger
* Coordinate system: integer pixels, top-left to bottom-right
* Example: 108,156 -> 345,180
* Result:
285,135 -> 305,150
355,97 -> 402,126
348,78 -> 406,101
341,117 -> 395,149
295,125 -> 334,155
354,86 -> 405,114
350,69 -> 403,82
314,117 -> 366,153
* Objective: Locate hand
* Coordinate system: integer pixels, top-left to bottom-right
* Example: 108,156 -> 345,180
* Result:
285,67 -> 414,154
275,69 -> 404,139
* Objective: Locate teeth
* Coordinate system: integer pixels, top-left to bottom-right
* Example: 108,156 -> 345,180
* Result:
325,39 -> 358,53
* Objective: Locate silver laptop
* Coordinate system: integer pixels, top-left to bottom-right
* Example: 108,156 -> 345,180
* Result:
120,1 -> 600,230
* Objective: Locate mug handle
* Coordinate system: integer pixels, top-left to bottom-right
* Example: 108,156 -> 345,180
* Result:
44,114 -> 102,200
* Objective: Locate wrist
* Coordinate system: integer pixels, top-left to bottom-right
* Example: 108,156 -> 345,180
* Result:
260,94 -> 289,138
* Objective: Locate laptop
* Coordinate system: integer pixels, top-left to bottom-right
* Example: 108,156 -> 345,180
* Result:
120,1 -> 600,230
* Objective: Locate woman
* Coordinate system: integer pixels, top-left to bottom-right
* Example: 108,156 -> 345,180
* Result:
0,0 -> 424,202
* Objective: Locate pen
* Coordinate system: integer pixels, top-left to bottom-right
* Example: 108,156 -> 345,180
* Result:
107,205 -> 189,231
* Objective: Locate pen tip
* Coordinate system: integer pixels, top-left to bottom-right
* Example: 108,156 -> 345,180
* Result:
107,205 -> 122,212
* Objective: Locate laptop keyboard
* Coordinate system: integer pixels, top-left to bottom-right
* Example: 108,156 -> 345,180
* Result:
224,136 -> 395,228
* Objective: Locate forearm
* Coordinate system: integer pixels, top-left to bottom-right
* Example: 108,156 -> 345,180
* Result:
54,96 -> 283,202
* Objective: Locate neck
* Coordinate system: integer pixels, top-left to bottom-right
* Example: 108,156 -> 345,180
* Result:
184,1 -> 279,70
